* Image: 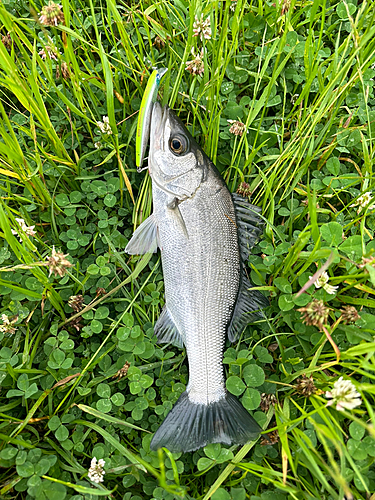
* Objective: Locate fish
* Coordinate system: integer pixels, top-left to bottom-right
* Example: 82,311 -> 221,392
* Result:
126,102 -> 268,453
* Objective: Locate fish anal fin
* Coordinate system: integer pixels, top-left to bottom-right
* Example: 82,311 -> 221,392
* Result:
125,214 -> 158,255
154,306 -> 184,348
232,193 -> 263,262
228,275 -> 268,342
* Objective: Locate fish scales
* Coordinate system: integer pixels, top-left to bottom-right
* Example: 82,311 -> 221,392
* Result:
153,174 -> 239,405
126,102 -> 266,452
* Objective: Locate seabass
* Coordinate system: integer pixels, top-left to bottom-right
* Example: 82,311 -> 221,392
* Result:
126,102 -> 267,452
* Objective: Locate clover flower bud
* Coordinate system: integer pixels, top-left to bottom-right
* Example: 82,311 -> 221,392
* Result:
297,299 -> 330,331
39,2 -> 65,26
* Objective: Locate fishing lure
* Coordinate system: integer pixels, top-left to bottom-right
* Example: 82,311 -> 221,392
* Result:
136,68 -> 167,171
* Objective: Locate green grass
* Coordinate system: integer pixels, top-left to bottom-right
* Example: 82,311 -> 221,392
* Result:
1,0 -> 375,499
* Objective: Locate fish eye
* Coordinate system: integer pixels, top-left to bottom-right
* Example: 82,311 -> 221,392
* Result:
169,135 -> 188,155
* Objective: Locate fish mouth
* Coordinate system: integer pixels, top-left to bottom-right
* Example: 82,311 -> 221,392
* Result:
149,103 -> 205,199
149,103 -> 189,196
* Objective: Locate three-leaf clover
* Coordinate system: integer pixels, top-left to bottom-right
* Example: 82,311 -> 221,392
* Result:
6,373 -> 38,399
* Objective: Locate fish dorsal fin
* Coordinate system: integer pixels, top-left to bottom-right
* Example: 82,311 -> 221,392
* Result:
228,276 -> 268,342
228,194 -> 268,342
125,214 -> 158,255
232,193 -> 263,262
154,306 -> 184,348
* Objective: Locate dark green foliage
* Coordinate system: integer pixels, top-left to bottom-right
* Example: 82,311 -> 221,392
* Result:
0,0 -> 375,499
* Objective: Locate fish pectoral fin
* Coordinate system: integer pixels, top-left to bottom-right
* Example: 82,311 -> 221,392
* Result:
167,197 -> 189,239
166,197 -> 179,210
232,193 -> 264,263
228,274 -> 268,342
154,306 -> 184,348
125,214 -> 159,255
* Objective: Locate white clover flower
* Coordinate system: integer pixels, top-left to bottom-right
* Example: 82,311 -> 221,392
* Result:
193,14 -> 212,41
227,120 -> 247,137
94,141 -> 102,149
0,314 -> 11,332
38,46 -> 59,61
230,0 -> 237,11
309,271 -> 338,295
88,457 -> 105,484
11,218 -> 36,242
1,314 -> 9,324
0,314 -> 17,335
291,93 -> 299,104
326,376 -> 362,411
350,191 -> 375,214
46,246 -> 73,278
323,283 -> 339,294
185,48 -> 205,77
97,116 -> 112,135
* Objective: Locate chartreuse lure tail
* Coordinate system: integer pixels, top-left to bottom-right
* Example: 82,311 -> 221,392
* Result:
136,68 -> 167,170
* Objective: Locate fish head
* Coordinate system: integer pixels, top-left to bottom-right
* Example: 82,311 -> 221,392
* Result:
149,102 -> 207,200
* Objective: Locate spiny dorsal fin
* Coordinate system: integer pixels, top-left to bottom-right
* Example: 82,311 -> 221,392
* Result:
232,193 -> 263,263
229,194 -> 267,342
154,306 -> 184,348
125,214 -> 158,255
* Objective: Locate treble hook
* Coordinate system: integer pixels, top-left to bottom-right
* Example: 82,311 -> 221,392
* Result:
137,164 -> 149,173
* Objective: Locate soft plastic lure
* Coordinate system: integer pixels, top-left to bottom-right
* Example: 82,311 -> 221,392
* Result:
136,68 -> 167,171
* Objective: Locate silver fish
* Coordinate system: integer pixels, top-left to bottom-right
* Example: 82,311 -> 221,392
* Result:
126,103 -> 267,452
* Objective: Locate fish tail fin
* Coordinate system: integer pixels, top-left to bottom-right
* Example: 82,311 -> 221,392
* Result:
150,391 -> 261,453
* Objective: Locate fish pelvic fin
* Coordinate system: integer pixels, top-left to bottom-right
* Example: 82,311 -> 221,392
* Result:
228,275 -> 268,342
154,306 -> 184,348
150,391 -> 261,453
125,214 -> 158,255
